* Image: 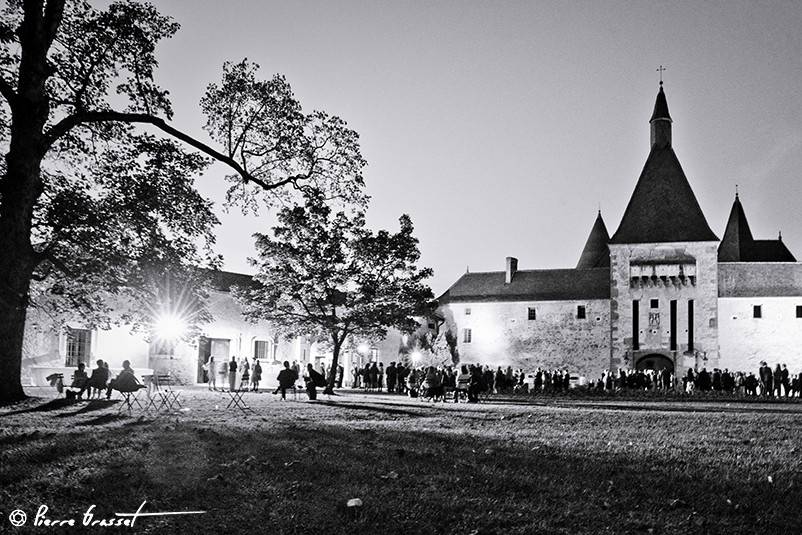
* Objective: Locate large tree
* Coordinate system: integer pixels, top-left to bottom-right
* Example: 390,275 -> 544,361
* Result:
0,0 -> 366,401
234,193 -> 434,394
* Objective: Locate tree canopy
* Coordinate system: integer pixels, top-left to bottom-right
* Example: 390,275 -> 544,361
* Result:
0,0 -> 367,401
235,193 -> 434,393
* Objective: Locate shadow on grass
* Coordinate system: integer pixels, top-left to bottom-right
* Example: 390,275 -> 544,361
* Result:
76,412 -> 130,427
5,415 -> 801,535
314,400 -> 433,417
0,397 -> 78,417
555,401 -> 802,415
56,399 -> 116,418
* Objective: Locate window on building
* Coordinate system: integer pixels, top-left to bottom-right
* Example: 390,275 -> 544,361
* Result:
528,307 -> 536,320
577,305 -> 586,319
753,305 -> 762,319
66,328 -> 91,367
688,299 -> 694,352
465,307 -> 471,316
650,299 -> 659,309
254,340 -> 269,360
463,328 -> 472,343
796,305 -> 802,318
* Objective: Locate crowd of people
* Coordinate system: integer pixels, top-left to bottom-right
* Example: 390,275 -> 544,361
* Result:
349,360 -> 802,401
56,358 -> 147,400
591,361 -> 802,397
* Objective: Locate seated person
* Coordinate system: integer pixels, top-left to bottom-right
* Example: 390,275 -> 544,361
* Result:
79,359 -> 110,399
71,362 -> 88,389
65,362 -> 88,399
275,361 -> 297,400
106,360 -> 146,399
422,366 -> 444,399
304,363 -> 325,401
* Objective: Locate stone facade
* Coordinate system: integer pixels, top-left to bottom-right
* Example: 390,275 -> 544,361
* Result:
440,299 -> 610,376
609,241 -> 720,373
436,84 -> 802,379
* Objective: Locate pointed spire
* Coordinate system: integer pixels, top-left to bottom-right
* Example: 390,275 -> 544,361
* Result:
576,211 -> 611,269
718,192 -> 754,261
650,84 -> 672,148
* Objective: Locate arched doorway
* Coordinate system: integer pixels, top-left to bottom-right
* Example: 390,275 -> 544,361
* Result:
635,353 -> 674,373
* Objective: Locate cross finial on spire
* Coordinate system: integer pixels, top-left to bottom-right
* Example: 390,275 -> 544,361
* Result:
735,184 -> 739,199
657,65 -> 666,86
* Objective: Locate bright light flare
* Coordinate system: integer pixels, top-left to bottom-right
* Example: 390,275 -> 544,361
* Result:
357,343 -> 370,354
411,351 -> 422,364
154,313 -> 187,341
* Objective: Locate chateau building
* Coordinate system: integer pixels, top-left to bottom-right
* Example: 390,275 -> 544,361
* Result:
437,84 -> 802,377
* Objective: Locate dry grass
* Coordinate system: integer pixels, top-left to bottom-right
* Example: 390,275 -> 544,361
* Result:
1,388 -> 801,534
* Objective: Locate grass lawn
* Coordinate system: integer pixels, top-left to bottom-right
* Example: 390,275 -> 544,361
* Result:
1,388 -> 801,534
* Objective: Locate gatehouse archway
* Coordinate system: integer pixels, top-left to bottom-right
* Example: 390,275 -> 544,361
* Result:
635,354 -> 674,373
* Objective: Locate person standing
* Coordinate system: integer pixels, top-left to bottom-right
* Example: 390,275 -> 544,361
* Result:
773,364 -> 783,397
336,364 -> 344,388
251,359 -> 262,391
386,362 -> 397,393
781,364 -> 790,397
240,357 -> 250,390
228,356 -> 238,392
206,356 -> 216,390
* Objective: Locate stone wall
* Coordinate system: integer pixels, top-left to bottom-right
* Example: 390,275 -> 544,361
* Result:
440,299 -> 611,377
609,241 -> 720,371
718,297 -> 802,373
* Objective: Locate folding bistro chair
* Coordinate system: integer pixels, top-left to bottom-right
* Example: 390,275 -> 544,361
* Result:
117,389 -> 146,414
225,388 -> 255,415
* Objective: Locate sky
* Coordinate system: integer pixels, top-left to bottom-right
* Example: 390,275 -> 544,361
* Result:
151,0 -> 802,295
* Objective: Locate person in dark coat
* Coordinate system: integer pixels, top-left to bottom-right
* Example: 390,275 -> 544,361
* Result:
275,361 -> 297,401
79,360 -> 109,399
780,364 -> 790,397
305,363 -> 325,400
759,362 -> 773,397
386,362 -> 397,393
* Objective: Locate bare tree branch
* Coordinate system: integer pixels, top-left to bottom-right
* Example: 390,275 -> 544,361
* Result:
44,110 -> 315,192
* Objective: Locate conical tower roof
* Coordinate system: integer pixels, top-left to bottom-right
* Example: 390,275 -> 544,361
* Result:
718,193 -> 796,262
576,211 -> 610,268
610,86 -> 718,244
718,193 -> 753,261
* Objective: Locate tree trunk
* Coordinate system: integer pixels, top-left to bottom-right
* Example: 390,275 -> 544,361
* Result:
0,143 -> 43,403
323,341 -> 341,395
0,0 -> 61,402
0,270 -> 34,403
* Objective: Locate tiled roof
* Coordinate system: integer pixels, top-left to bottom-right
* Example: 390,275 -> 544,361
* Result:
610,87 -> 718,244
439,268 -> 610,303
205,269 -> 255,292
576,211 -> 610,269
719,263 -> 802,297
718,195 -> 796,262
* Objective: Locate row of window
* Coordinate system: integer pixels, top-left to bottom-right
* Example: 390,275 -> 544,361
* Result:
465,306 -> 588,321
752,305 -> 802,318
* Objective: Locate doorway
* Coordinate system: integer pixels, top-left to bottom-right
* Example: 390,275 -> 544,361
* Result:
635,353 -> 674,373
197,337 -> 230,383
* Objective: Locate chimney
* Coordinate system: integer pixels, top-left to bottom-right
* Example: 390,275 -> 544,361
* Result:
505,256 -> 518,284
